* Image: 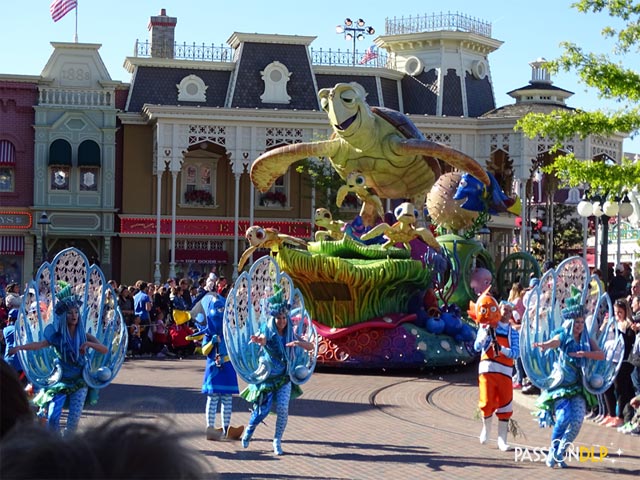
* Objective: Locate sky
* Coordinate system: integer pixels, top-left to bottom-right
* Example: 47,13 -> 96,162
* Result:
2,0 -> 638,153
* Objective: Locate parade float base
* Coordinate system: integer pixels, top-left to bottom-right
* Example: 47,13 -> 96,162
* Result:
314,313 -> 477,369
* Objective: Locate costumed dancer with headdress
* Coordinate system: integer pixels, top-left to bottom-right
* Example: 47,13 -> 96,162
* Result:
532,293 -> 604,467
223,256 -> 318,456
241,286 -> 314,455
470,288 -> 520,451
10,281 -> 107,433
189,295 -> 244,441
9,248 -> 128,435
520,257 -> 620,469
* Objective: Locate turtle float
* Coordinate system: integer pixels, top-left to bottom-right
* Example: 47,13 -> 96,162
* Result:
238,226 -> 307,272
314,208 -> 346,241
360,202 -> 440,251
336,171 -> 384,226
251,82 -> 490,205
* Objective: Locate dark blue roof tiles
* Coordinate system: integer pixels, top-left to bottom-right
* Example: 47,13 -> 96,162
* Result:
230,43 -> 317,109
127,67 -> 231,112
380,78 -> 400,110
401,69 -> 438,115
442,69 -> 463,117
315,75 -> 380,106
465,73 -> 495,117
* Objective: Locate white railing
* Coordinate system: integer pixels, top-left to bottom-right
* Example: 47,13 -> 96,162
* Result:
38,88 -> 115,108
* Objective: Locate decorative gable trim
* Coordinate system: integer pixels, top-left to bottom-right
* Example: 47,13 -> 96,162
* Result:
260,61 -> 291,104
177,74 -> 208,102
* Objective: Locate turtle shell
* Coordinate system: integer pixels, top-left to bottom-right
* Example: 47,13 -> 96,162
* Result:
372,107 -> 425,140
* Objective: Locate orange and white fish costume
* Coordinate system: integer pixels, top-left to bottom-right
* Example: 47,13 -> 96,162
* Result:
469,290 -> 520,451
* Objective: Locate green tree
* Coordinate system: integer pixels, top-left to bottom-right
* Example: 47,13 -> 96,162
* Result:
296,157 -> 350,219
516,0 -> 640,191
530,204 -> 584,265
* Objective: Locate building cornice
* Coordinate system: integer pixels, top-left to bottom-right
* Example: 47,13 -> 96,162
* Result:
141,104 -> 329,125
313,65 -> 404,80
0,74 -> 42,83
376,31 -> 503,55
118,112 -> 148,125
123,56 -> 235,74
226,32 -> 317,49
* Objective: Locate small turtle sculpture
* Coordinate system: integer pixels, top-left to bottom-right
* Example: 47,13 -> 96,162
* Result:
360,202 -> 440,251
336,171 -> 384,226
314,208 -> 346,241
251,82 -> 489,205
238,226 -> 308,272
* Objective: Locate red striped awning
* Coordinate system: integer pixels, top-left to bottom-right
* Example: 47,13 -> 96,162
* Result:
0,236 -> 24,255
0,141 -> 16,165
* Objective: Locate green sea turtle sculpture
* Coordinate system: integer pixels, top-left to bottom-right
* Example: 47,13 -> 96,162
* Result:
251,82 -> 490,204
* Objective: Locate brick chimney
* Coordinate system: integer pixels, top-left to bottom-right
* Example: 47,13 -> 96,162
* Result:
148,8 -> 177,58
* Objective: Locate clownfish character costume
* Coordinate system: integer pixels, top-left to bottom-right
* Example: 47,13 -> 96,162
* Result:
471,287 -> 520,451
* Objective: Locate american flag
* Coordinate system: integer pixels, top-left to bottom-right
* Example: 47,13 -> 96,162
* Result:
50,0 -> 77,22
358,45 -> 379,65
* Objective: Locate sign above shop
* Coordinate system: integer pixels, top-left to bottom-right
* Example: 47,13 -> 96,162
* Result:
0,212 -> 32,229
120,216 -> 312,238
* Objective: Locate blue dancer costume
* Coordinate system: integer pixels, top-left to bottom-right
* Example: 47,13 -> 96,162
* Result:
520,257 -> 621,469
223,256 -> 318,456
13,248 -> 128,435
190,294 -> 242,440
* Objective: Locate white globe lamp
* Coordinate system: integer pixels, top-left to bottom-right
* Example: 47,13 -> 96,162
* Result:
576,199 -> 593,217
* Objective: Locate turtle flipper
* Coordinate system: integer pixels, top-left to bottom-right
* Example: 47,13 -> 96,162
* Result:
251,140 -> 339,192
393,138 -> 490,186
237,246 -> 256,272
360,223 -> 390,241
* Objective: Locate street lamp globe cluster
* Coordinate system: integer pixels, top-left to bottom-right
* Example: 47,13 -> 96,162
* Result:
576,192 -> 634,284
336,18 -> 375,65
577,193 -> 634,218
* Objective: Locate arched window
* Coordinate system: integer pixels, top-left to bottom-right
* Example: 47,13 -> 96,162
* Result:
49,139 -> 72,191
78,140 -> 101,191
0,140 -> 16,193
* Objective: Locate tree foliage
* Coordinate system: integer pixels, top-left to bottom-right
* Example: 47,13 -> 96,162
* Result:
516,0 -> 640,192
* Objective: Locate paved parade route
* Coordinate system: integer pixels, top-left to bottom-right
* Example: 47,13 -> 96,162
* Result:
82,357 -> 639,479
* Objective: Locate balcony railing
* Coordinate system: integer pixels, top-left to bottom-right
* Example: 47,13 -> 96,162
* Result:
385,12 -> 491,37
134,39 -> 393,69
38,87 -> 115,107
134,40 -> 235,62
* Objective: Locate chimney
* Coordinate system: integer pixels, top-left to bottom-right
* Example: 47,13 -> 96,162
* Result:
148,9 -> 177,59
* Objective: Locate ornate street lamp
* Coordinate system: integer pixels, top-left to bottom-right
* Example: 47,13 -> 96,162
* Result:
37,211 -> 51,264
576,193 -> 634,285
336,18 -> 375,66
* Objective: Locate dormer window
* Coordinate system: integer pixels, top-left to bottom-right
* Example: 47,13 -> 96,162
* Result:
260,61 -> 291,104
177,75 -> 208,102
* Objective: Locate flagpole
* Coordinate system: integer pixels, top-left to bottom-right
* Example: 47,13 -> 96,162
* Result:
74,1 -> 78,42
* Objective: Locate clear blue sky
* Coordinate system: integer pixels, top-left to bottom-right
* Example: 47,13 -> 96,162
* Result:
2,0 -> 638,153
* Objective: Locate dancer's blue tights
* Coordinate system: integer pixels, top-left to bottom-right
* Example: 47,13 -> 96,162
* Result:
47,387 -> 88,434
550,395 -> 586,456
206,394 -> 232,432
245,382 -> 292,440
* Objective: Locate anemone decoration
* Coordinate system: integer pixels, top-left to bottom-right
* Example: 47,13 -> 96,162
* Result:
520,256 -> 622,394
14,248 -> 127,390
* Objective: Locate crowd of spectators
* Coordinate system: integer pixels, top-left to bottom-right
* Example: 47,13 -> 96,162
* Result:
111,274 -> 231,359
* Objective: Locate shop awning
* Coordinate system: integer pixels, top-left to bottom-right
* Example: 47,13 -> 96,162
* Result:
0,140 -> 16,165
78,140 -> 101,166
175,249 -> 228,264
0,236 -> 24,255
48,139 -> 72,166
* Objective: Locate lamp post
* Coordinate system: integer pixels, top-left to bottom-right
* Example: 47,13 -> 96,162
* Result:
336,18 -> 375,66
577,193 -> 633,285
37,211 -> 51,264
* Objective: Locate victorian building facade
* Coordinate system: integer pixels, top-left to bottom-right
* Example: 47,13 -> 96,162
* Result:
0,9 -> 626,288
